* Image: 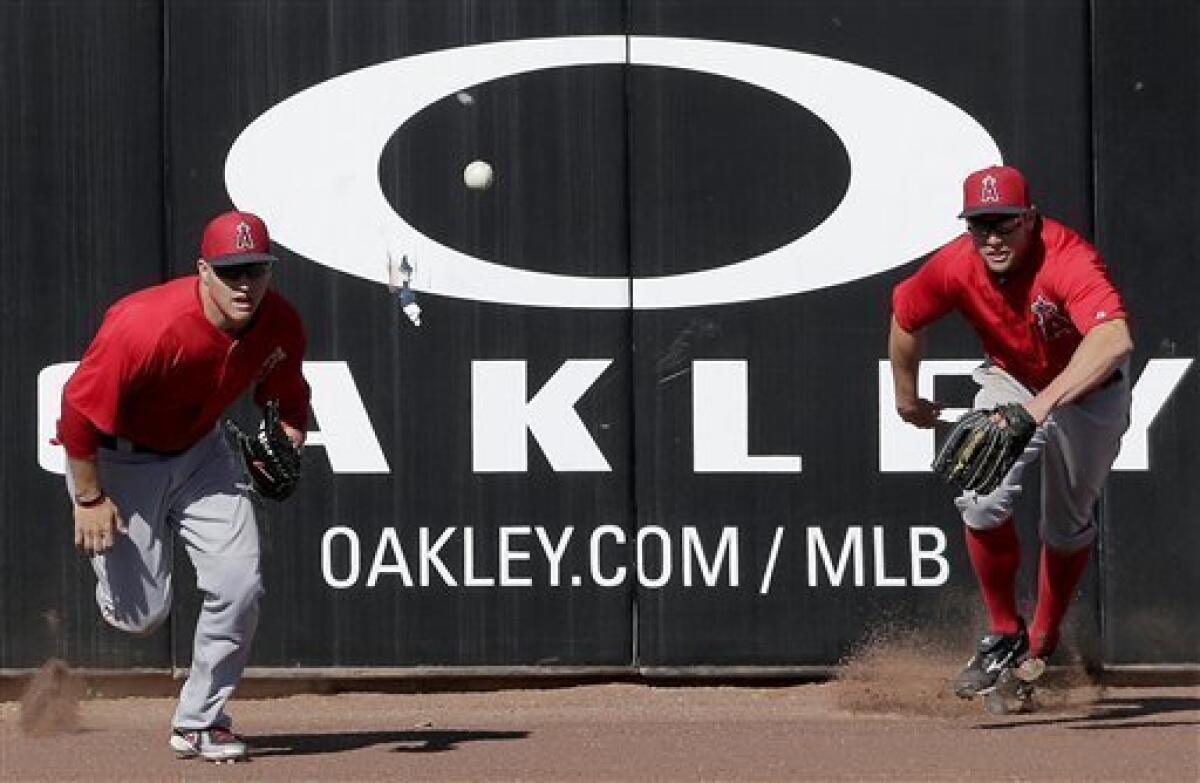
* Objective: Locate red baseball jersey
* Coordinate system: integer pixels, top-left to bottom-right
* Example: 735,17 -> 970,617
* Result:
59,276 -> 310,458
892,217 -> 1127,391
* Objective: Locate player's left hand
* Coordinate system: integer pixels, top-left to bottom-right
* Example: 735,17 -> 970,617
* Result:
225,400 -> 303,501
932,402 -> 1038,494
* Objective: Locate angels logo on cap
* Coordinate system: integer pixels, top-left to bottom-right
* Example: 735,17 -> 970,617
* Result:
202,210 -> 279,267
980,174 -> 1001,203
235,220 -> 255,251
959,165 -> 1031,218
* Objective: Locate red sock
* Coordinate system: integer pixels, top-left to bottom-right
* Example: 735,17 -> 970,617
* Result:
1029,544 -> 1091,658
963,519 -> 1022,635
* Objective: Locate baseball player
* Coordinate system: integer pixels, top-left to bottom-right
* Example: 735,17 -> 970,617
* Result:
888,165 -> 1133,697
55,210 -> 310,761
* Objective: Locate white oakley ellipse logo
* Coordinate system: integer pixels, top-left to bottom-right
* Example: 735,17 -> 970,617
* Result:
225,36 -> 1002,309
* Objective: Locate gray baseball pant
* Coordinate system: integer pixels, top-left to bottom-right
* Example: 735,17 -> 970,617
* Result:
954,362 -> 1132,551
67,426 -> 262,730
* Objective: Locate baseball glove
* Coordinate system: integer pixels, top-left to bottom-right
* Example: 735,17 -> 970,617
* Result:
932,403 -> 1037,495
225,399 -> 302,501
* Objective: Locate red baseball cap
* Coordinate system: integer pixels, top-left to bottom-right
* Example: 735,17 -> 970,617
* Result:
958,165 -> 1032,218
200,210 -> 278,266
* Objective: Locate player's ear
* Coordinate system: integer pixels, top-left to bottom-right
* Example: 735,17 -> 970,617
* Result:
197,258 -> 212,283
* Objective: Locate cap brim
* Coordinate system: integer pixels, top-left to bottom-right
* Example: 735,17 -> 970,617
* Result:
208,252 -> 277,267
959,205 -> 1029,219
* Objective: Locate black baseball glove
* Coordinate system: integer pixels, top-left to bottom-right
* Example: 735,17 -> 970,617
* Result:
225,399 -> 302,501
932,403 -> 1037,495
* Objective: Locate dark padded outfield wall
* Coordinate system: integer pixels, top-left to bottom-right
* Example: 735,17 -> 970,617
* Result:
2,0 -> 1196,672
1,0 -> 169,669
165,0 -> 636,667
627,0 -> 1102,665
1093,1 -> 1200,665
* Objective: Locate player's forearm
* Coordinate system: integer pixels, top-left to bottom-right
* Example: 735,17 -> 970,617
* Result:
888,316 -> 925,404
67,456 -> 103,502
1029,319 -> 1133,420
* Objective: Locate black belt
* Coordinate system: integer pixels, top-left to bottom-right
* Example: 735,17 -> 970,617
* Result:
97,433 -> 182,456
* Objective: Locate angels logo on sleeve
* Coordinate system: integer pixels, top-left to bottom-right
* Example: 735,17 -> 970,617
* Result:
1030,295 -> 1075,341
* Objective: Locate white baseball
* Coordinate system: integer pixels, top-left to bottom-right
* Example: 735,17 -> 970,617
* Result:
463,160 -> 494,190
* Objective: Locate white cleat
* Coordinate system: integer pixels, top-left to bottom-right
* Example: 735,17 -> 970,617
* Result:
170,727 -> 248,762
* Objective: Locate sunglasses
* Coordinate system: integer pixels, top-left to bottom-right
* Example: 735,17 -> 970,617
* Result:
213,263 -> 271,283
966,215 -> 1025,238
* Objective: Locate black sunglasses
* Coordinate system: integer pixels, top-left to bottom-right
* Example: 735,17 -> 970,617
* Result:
966,215 -> 1025,238
213,263 -> 271,283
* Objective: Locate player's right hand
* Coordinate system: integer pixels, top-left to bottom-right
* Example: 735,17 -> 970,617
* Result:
896,396 -> 944,429
74,499 -> 127,557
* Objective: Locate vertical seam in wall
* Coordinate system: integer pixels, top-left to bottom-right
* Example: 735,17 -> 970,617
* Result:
1086,0 -> 1099,241
622,1 -> 640,669
160,0 -> 179,678
160,0 -> 174,285
1086,0 -> 1108,663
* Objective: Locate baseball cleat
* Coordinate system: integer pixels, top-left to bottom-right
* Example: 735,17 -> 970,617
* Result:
953,623 -> 1030,699
169,727 -> 248,762
983,666 -> 1040,715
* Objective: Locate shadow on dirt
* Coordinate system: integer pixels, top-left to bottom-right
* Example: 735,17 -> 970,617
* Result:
248,728 -> 529,756
977,696 -> 1200,731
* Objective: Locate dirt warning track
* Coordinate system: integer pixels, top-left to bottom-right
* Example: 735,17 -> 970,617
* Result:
2,680 -> 1197,782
